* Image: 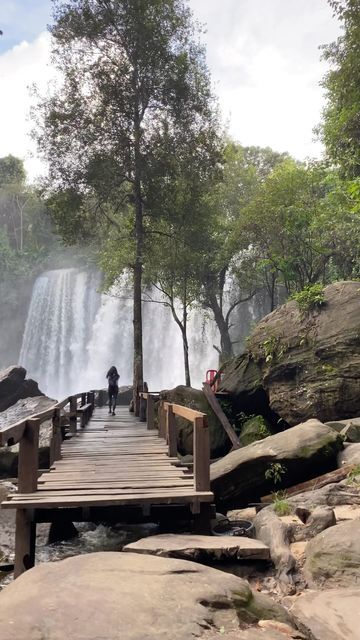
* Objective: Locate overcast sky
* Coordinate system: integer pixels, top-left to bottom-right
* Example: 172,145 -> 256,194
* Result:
0,0 -> 341,181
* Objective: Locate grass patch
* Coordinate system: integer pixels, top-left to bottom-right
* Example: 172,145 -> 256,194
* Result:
272,490 -> 291,516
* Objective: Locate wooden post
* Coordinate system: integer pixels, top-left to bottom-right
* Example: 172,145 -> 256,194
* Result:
139,393 -> 147,422
193,416 -> 210,492
18,419 -> 40,494
167,405 -> 177,457
15,418 -> 39,578
50,409 -> 62,465
81,393 -> 86,407
158,403 -> 166,439
146,394 -> 155,430
69,396 -> 77,434
14,509 -> 36,578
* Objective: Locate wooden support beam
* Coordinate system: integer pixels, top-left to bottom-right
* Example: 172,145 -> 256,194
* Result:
14,509 -> 36,578
193,416 -> 210,492
202,383 -> 240,449
167,405 -> 177,457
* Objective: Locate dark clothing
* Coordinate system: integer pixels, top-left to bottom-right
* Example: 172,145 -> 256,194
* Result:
108,384 -> 118,412
106,368 -> 119,413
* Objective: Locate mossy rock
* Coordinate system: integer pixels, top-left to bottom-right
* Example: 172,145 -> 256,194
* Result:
240,416 -> 271,446
160,385 -> 231,458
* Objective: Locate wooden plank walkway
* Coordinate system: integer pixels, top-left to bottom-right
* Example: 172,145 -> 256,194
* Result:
3,406 -> 213,511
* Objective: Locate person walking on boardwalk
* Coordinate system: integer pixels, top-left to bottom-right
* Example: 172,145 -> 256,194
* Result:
106,366 -> 119,415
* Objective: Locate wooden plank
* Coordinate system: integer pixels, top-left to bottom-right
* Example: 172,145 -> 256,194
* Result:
260,463 -> 358,502
202,382 -> 240,449
171,403 -> 205,422
3,490 -> 214,509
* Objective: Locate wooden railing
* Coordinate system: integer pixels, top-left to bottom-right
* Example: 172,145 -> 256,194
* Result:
0,389 -> 210,499
139,392 -> 210,492
0,391 -> 95,496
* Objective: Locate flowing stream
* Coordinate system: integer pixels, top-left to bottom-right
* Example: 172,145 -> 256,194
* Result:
19,268 -> 218,399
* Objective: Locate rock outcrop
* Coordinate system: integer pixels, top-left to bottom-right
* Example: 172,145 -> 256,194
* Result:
0,395 -> 56,477
0,552 -> 293,639
290,588 -> 360,640
304,518 -> 360,588
210,419 -> 343,509
0,366 -> 43,413
219,282 -> 360,426
160,385 -> 230,457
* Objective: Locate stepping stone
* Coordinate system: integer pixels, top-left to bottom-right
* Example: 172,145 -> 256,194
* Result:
123,533 -> 270,561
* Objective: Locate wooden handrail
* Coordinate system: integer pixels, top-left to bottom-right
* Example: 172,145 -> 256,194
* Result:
138,393 -> 210,492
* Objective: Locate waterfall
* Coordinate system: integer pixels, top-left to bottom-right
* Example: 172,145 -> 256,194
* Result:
20,268 -> 218,399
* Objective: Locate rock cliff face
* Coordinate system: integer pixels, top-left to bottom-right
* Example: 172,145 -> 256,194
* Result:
0,366 -> 43,413
219,282 -> 360,426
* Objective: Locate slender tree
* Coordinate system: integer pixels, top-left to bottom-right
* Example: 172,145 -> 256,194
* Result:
35,0 -> 219,412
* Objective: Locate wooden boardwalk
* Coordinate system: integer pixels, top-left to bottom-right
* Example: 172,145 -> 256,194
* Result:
1,393 -> 214,577
3,407 -> 213,510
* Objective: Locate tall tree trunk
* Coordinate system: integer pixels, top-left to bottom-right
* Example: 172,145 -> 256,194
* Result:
182,301 -> 191,387
132,105 -> 144,416
207,293 -> 234,362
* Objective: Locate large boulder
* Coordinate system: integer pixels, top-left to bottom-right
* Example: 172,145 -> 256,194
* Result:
304,518 -> 360,588
160,385 -> 230,457
220,282 -> 360,426
0,552 -> 293,639
0,366 -> 43,413
338,443 -> 360,467
210,419 -> 343,509
0,395 -> 56,478
290,588 -> 360,640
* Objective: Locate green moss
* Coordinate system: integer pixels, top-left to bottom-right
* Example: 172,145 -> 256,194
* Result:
233,590 -> 292,625
240,416 -> 271,446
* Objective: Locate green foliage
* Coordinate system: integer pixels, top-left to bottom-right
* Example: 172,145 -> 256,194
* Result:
0,155 -> 60,283
291,284 -> 325,313
346,465 -> 360,486
265,462 -> 287,485
320,1 -> 360,177
272,491 -> 291,516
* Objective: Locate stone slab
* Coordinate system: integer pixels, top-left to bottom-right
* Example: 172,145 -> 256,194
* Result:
123,533 -> 270,560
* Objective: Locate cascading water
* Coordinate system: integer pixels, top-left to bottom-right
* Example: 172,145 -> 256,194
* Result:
20,268 -> 218,399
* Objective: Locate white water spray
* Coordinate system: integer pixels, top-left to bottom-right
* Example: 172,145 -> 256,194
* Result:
20,269 -> 218,399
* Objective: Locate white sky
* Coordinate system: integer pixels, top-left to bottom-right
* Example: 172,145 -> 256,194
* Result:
0,0 -> 341,182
